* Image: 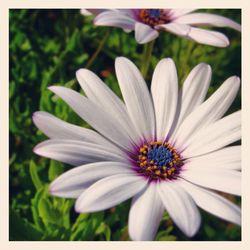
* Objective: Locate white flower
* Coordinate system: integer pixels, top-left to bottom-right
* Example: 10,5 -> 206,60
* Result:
81,9 -> 241,46
33,57 -> 241,240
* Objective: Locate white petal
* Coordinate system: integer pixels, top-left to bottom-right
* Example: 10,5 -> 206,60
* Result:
76,69 -> 140,144
186,146 -> 241,170
75,174 -> 147,213
169,9 -> 196,19
156,22 -> 191,36
182,111 -> 241,157
180,167 -> 241,196
129,184 -> 164,241
117,9 -> 136,17
80,9 -> 93,16
33,139 -> 127,166
151,58 -> 178,140
158,181 -> 201,237
49,189 -> 83,198
115,57 -> 155,140
172,63 -> 212,131
135,22 -> 159,44
187,27 -> 230,47
173,76 -> 240,150
178,179 -> 241,225
32,111 -> 117,149
80,9 -> 107,16
175,13 -> 241,32
49,161 -> 133,198
49,86 -> 134,151
94,10 -> 136,30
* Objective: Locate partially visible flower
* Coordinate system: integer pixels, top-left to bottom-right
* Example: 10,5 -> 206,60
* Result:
81,9 -> 241,46
33,57 -> 241,240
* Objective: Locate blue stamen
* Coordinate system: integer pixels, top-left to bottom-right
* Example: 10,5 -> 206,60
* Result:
149,9 -> 161,18
148,146 -> 173,167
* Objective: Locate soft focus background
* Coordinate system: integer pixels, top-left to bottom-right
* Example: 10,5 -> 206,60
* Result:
9,9 -> 241,241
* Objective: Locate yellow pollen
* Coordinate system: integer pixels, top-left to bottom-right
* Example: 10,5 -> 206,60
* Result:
155,170 -> 161,175
150,160 -> 154,164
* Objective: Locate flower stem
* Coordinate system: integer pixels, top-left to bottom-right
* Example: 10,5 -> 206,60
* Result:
140,40 -> 155,79
85,30 -> 110,69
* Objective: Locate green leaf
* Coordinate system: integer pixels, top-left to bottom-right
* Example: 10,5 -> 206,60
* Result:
70,221 -> 88,240
156,230 -> 176,241
38,197 -> 60,226
96,222 -> 111,241
29,160 -> 43,191
48,160 -> 65,181
72,213 -> 90,231
31,187 -> 47,230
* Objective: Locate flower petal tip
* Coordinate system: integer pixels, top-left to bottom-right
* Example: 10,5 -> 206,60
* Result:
220,36 -> 230,47
32,142 -> 44,155
32,144 -> 39,154
198,62 -> 211,69
48,182 -> 56,195
115,56 -> 128,62
76,68 -> 93,81
74,202 -> 83,214
115,57 -> 130,68
48,85 -> 61,93
231,75 -> 241,84
76,68 -> 87,75
32,112 -> 38,120
47,86 -> 55,92
226,75 -> 241,88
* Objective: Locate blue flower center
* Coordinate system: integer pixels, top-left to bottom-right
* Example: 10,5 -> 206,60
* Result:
149,9 -> 161,18
139,9 -> 170,27
136,141 -> 183,181
148,145 -> 173,167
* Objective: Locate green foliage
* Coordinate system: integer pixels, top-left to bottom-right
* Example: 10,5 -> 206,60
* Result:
9,9 -> 241,241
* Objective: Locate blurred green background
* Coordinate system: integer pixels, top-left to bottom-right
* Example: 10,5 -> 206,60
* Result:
9,9 -> 241,241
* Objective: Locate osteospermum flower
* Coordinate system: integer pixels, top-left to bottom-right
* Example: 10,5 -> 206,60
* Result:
81,9 -> 241,46
33,57 -> 241,240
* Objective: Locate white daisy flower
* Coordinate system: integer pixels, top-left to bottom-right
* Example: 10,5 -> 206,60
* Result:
33,57 -> 241,240
81,9 -> 241,46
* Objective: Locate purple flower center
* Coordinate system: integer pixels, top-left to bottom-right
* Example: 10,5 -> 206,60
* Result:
139,9 -> 170,27
134,141 -> 183,182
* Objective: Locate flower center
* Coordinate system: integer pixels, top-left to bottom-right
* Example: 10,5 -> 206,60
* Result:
135,141 -> 183,181
139,9 -> 170,27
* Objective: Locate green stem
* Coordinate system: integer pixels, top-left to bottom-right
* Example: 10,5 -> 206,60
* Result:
140,40 -> 155,79
85,30 -> 110,69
